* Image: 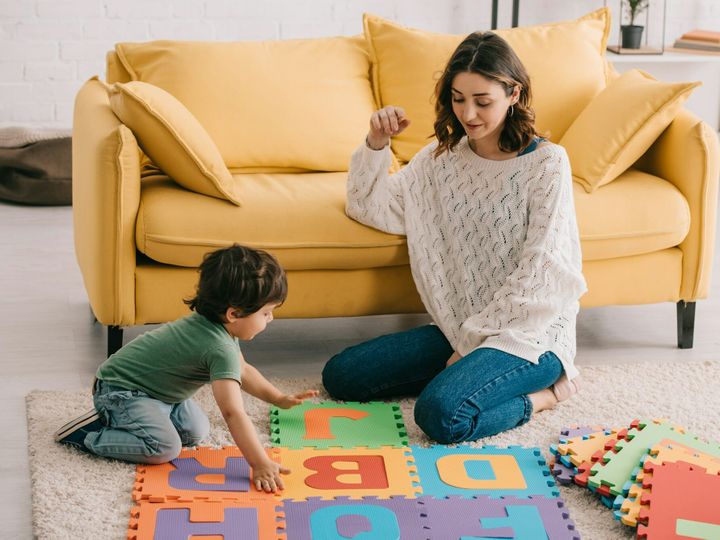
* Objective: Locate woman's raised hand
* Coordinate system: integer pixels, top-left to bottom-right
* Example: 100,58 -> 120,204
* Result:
367,106 -> 411,150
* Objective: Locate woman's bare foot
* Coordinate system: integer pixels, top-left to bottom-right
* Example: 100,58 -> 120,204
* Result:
552,375 -> 581,402
528,388 -> 558,413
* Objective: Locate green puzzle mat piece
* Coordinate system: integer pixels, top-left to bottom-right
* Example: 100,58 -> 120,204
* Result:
588,419 -> 720,496
270,401 -> 408,449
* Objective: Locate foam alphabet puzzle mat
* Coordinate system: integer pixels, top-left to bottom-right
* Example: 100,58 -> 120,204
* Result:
128,401 -> 578,538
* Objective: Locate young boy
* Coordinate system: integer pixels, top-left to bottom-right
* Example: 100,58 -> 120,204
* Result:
55,244 -> 318,492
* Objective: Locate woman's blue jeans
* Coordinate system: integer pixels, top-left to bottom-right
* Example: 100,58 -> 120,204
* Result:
322,325 -> 563,443
84,380 -> 210,464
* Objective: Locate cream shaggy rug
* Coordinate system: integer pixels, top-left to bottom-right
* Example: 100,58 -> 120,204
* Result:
27,360 -> 720,539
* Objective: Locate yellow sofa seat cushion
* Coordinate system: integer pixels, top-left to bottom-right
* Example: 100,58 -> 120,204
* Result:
364,8 -> 610,162
561,69 -> 700,193
575,169 -> 690,261
108,81 -> 241,205
115,37 -> 376,172
136,172 -> 409,270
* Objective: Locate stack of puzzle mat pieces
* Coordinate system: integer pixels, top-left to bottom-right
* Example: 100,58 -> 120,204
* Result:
548,419 -> 720,539
128,401 -> 582,539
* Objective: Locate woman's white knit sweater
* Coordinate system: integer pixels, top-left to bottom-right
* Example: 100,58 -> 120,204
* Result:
346,137 -> 587,379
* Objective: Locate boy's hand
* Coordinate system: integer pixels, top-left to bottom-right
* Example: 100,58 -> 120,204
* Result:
367,105 -> 411,150
273,389 -> 320,409
252,460 -> 290,493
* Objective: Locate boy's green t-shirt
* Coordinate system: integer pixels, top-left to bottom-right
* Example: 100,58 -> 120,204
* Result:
96,312 -> 241,403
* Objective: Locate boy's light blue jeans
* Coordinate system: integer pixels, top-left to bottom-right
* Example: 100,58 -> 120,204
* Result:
322,325 -> 563,443
84,380 -> 210,464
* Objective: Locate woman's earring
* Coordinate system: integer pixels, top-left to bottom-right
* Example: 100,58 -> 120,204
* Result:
508,105 -> 514,117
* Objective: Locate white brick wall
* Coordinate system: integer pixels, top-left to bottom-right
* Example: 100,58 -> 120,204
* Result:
0,0 -> 718,127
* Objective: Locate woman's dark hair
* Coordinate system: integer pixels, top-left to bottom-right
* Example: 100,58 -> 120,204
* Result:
433,31 -> 537,157
184,244 -> 287,323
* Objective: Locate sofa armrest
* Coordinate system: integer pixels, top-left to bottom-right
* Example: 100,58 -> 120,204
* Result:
73,77 -> 141,326
636,109 -> 720,300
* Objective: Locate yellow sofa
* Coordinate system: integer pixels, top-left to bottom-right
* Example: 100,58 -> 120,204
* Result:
73,9 -> 719,356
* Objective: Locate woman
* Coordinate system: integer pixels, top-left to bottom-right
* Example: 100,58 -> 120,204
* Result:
322,31 -> 587,443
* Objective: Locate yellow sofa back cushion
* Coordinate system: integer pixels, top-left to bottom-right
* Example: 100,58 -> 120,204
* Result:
115,37 -> 377,172
364,8 -> 610,162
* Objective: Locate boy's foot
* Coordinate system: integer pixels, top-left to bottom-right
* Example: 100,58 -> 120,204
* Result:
54,409 -> 104,451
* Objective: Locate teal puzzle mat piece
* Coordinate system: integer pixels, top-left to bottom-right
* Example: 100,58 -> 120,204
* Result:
588,419 -> 720,497
270,401 -> 408,449
410,444 -> 559,499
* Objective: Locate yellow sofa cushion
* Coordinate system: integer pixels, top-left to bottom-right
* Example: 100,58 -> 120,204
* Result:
561,69 -> 700,193
135,171 -> 409,271
108,81 -> 242,205
135,166 -> 688,271
364,8 -> 610,162
575,168 -> 690,261
115,37 -> 376,172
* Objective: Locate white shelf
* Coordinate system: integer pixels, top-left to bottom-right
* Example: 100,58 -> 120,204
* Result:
606,51 -> 720,63
606,50 -> 720,130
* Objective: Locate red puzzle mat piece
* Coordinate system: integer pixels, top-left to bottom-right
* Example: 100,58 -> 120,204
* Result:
637,461 -> 720,539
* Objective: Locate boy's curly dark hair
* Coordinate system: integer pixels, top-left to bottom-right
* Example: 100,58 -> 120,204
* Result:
184,244 -> 287,323
433,31 -> 537,158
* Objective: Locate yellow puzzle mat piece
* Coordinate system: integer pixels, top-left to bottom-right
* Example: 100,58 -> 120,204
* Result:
558,428 -> 622,467
271,446 -> 421,501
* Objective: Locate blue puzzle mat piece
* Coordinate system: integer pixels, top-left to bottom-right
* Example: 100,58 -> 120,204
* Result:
410,444 -> 559,499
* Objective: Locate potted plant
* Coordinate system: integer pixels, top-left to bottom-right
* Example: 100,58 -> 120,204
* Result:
621,0 -> 649,49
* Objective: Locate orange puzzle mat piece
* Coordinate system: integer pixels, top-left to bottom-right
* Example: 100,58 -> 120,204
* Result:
272,446 -> 422,501
133,446 -> 279,503
128,499 -> 285,540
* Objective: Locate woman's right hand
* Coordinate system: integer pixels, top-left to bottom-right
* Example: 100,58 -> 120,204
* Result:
367,105 -> 411,150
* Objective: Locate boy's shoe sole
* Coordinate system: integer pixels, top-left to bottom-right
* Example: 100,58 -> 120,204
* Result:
54,409 -> 103,442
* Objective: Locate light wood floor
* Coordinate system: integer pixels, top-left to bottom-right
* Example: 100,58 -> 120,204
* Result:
1,201 -> 719,538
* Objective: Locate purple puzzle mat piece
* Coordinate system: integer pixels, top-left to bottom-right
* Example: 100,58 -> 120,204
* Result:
168,457 -> 250,492
560,425 -> 610,441
551,461 -> 576,485
281,496 -> 428,540
419,495 -> 580,540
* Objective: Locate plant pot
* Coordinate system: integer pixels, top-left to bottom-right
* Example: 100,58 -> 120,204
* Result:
621,25 -> 644,49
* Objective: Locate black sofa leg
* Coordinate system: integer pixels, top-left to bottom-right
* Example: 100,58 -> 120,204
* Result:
108,325 -> 123,357
676,301 -> 696,349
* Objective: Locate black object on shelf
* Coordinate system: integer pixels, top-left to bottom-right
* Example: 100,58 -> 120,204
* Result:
491,0 -> 520,30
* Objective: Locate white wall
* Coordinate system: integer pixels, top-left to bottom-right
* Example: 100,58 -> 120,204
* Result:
0,0 -> 717,127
